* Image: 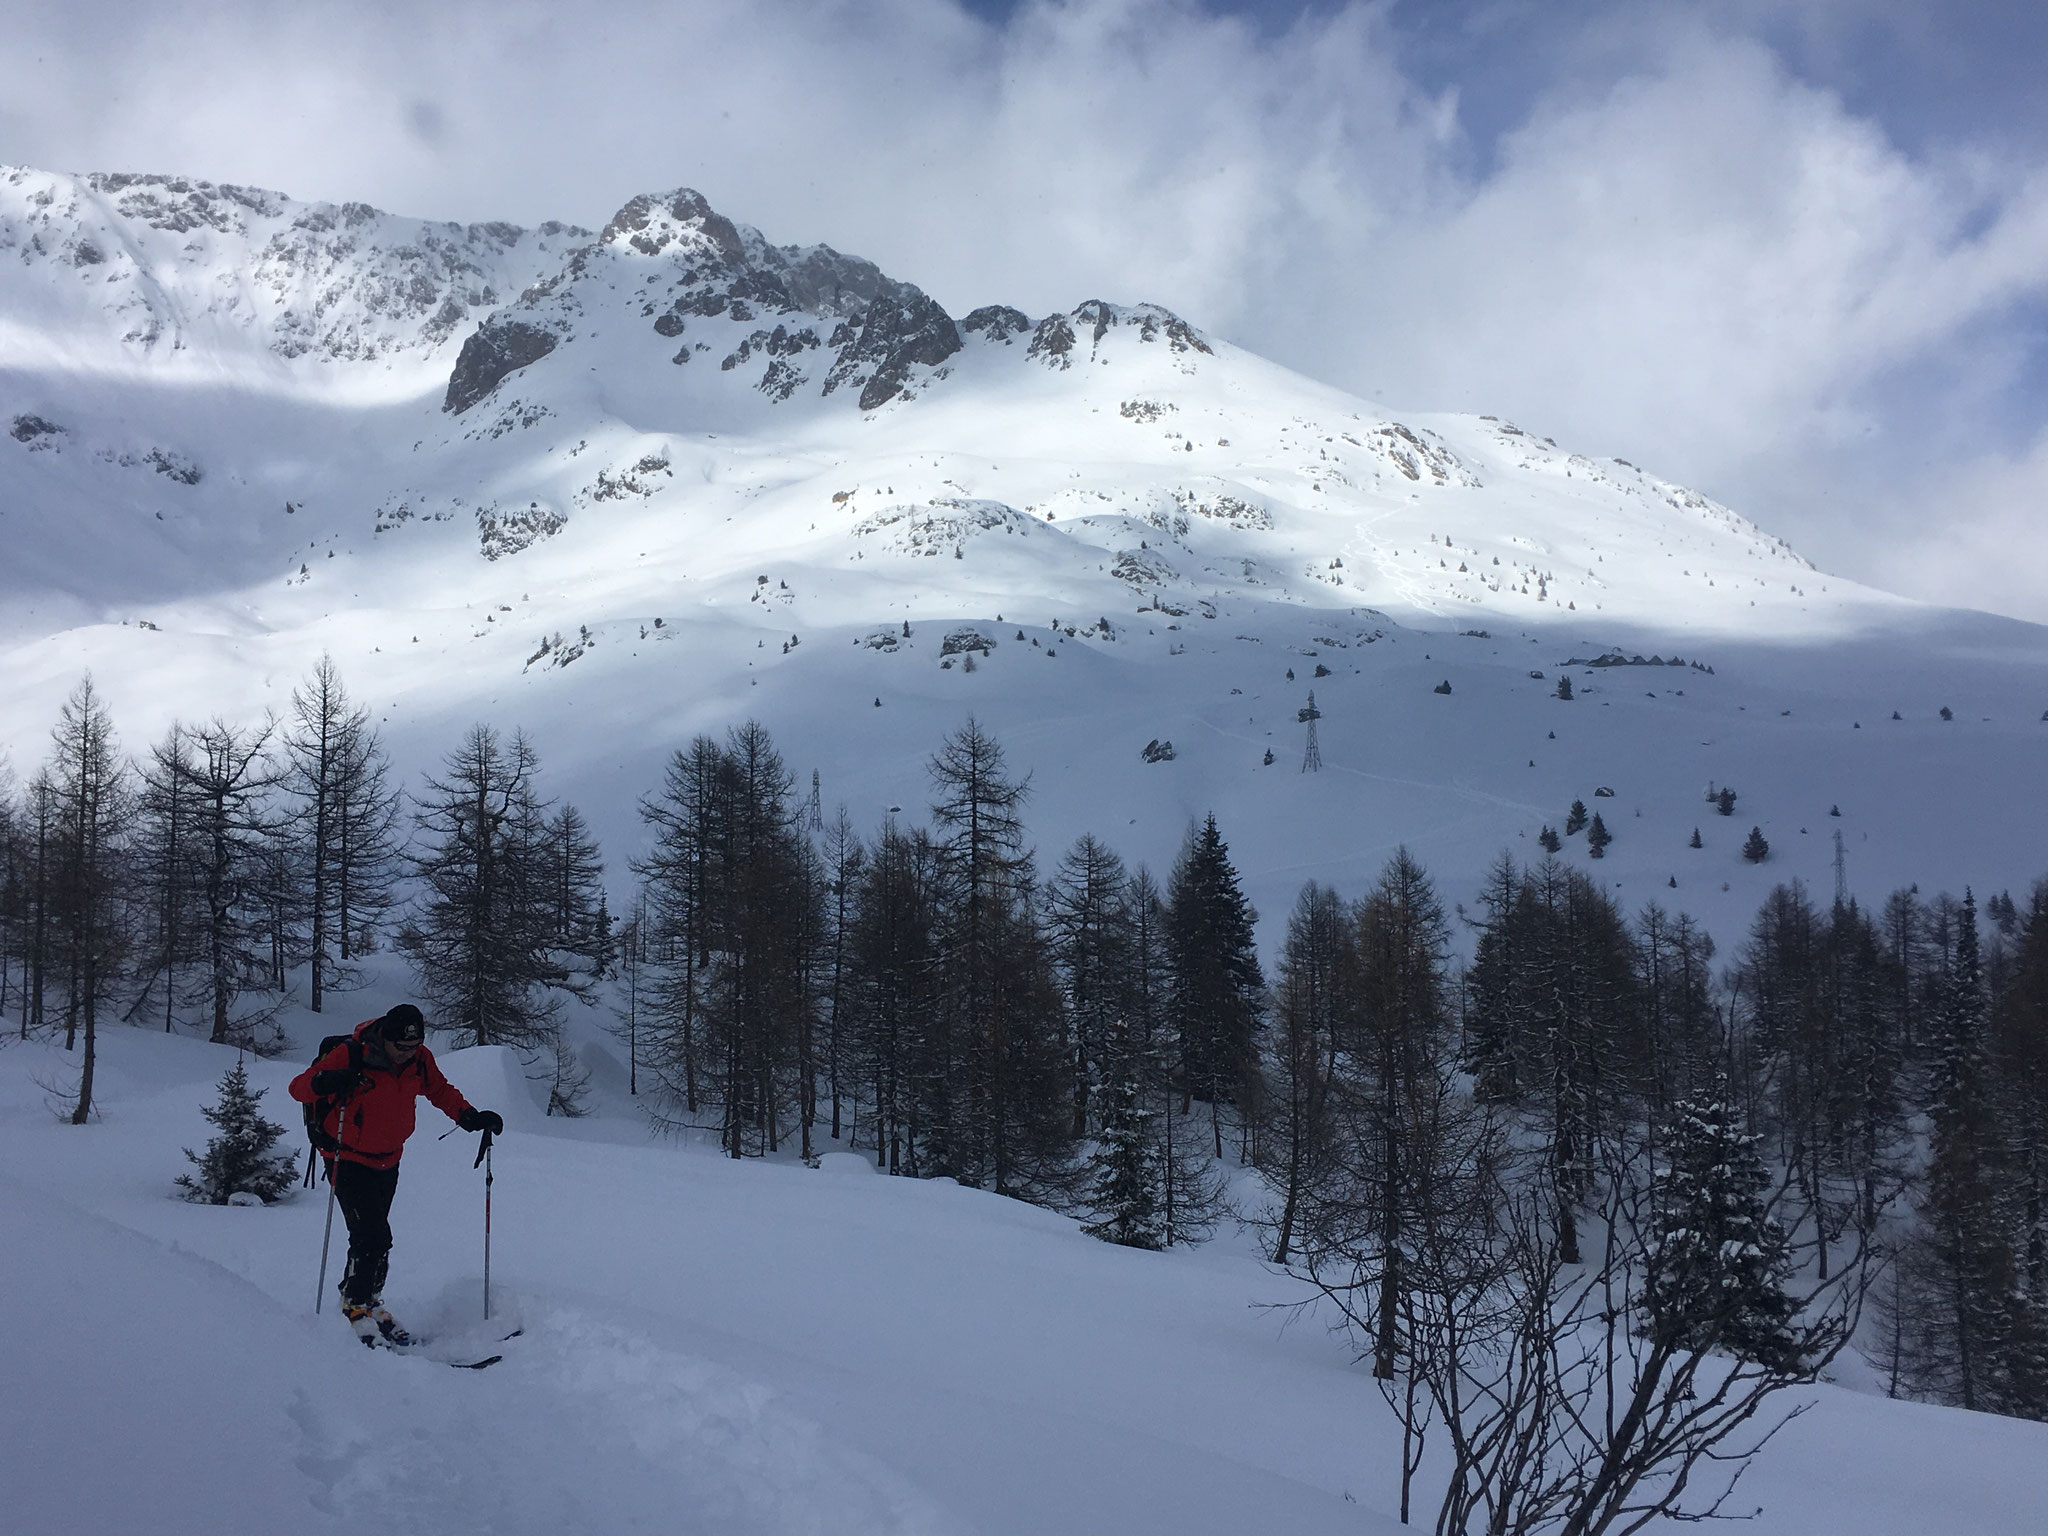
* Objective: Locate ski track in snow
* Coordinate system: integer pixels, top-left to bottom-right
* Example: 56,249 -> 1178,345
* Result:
285,1306 -> 954,1536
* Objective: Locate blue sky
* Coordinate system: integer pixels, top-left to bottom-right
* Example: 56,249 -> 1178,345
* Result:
2,0 -> 2044,620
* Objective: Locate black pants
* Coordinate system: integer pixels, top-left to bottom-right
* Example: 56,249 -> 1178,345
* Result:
330,1159 -> 402,1306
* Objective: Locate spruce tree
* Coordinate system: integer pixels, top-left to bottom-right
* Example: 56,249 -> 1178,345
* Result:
1893,890 -> 2039,1414
1995,883 -> 2048,1319
176,1059 -> 298,1204
1641,1081 -> 1802,1369
1166,815 -> 1264,1159
1538,825 -> 1561,854
1083,1011 -> 1166,1249
1586,812 -> 1612,858
1565,799 -> 1589,836
1743,826 -> 1770,863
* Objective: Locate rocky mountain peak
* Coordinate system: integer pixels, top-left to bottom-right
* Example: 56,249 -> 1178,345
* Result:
445,187 -> 965,415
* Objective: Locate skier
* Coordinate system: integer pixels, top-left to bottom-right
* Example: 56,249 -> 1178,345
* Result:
289,1004 -> 503,1348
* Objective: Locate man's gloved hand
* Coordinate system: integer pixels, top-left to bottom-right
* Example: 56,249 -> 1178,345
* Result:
459,1107 -> 504,1135
311,1067 -> 371,1097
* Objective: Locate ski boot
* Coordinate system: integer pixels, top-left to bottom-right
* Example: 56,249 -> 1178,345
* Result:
340,1298 -> 383,1349
340,1297 -> 414,1350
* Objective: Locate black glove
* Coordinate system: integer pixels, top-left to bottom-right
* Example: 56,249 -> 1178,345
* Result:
459,1107 -> 504,1135
311,1067 -> 370,1097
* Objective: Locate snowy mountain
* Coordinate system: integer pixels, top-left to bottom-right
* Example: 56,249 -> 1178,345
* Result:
8,166 -> 2044,949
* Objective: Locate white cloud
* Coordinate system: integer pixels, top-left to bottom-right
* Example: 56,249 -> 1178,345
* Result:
1,0 -> 2045,619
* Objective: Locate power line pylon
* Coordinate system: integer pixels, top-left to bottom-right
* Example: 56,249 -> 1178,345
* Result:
1298,691 -> 1322,773
808,769 -> 824,831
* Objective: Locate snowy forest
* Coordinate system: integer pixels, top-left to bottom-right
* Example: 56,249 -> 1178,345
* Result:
4,660 -> 2048,1514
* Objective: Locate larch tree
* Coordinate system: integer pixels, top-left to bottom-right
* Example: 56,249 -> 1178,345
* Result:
283,657 -> 399,1013
48,676 -> 133,1123
399,725 -> 565,1052
926,718 -> 1072,1199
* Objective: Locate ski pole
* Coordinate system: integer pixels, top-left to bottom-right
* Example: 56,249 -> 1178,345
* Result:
474,1128 -> 495,1321
314,1162 -> 339,1314
314,1086 -> 354,1315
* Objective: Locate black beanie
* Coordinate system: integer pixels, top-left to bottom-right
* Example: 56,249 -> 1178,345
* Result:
378,1004 -> 425,1043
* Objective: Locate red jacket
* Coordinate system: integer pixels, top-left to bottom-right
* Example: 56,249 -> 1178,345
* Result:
288,1020 -> 474,1170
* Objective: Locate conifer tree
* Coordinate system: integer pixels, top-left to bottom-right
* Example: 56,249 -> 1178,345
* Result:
48,677 -> 134,1122
709,720 -> 813,1158
817,808 -> 866,1143
1049,834 -> 1133,1139
1743,826 -> 1770,863
1538,824 -> 1561,854
541,802 -> 609,986
1462,853 -> 1529,1102
399,725 -> 567,1051
635,735 -> 728,1117
283,658 -> 399,1012
1124,864 -> 1223,1246
1995,882 -> 2048,1316
1083,1010 -> 1166,1249
132,723 -> 208,1033
0,763 -> 20,1030
1634,901 -> 1719,1114
1641,1080 -> 1802,1369
176,1058 -> 299,1204
926,719 -> 1071,1197
1264,881 -> 1352,1263
1351,848 -> 1455,1377
846,820 -> 940,1173
160,717 -> 285,1048
1166,814 -> 1264,1159
1894,891 -> 2036,1413
1565,799 -> 1589,836
1586,812 -> 1612,858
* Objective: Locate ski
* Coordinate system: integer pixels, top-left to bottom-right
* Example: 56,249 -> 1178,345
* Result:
438,1328 -> 524,1370
351,1323 -> 522,1368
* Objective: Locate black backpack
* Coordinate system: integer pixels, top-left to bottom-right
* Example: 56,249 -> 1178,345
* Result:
301,1032 -> 364,1176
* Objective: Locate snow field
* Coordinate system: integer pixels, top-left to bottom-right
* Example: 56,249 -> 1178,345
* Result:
8,1017 -> 2048,1536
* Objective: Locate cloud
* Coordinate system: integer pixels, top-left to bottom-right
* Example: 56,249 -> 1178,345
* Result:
0,0 -> 2044,620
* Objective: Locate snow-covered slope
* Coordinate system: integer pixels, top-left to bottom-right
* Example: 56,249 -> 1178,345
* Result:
3,167 -> 2046,948
10,1016 -> 2048,1536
